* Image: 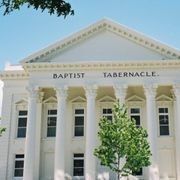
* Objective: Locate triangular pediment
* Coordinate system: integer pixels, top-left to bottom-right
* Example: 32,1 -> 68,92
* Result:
98,95 -> 115,102
126,95 -> 144,102
156,94 -> 172,101
43,96 -> 57,103
71,96 -> 86,103
15,98 -> 28,105
21,18 -> 180,64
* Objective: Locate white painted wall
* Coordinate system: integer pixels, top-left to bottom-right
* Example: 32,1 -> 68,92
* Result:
0,77 -> 177,179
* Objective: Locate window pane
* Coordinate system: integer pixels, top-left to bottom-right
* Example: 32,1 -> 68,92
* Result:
73,168 -> 84,176
18,118 -> 27,127
74,159 -> 84,167
74,154 -> 84,157
75,117 -> 84,125
14,169 -> 23,177
47,127 -> 56,137
15,161 -> 24,168
15,154 -> 24,158
75,127 -> 84,136
75,109 -> 84,114
103,108 -> 112,114
159,115 -> 169,125
17,128 -> 26,138
131,108 -> 140,114
160,126 -> 169,135
103,109 -> 107,114
19,110 -> 27,116
48,109 -> 57,115
47,117 -> 57,126
159,108 -> 168,113
106,116 -> 112,121
131,116 -> 140,126
132,168 -> 143,175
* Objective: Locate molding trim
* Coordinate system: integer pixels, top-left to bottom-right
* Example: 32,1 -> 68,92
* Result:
1,60 -> 180,80
22,60 -> 180,72
0,70 -> 29,80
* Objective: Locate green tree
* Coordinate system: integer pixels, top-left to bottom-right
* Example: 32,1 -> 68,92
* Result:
0,116 -> 5,136
94,100 -> 151,179
0,0 -> 74,17
0,127 -> 5,136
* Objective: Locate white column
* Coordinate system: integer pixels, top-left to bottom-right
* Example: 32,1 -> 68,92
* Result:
84,86 -> 97,180
172,85 -> 180,180
144,85 -> 159,180
23,86 -> 38,180
113,85 -> 127,104
54,87 -> 68,180
34,91 -> 44,180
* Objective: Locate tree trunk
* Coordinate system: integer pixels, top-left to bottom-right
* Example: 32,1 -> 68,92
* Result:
117,156 -> 120,180
118,173 -> 120,180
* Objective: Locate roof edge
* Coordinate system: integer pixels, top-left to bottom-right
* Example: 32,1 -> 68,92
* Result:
20,18 -> 180,64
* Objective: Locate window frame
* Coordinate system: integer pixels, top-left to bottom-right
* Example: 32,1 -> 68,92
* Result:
129,107 -> 141,128
157,101 -> 173,137
43,103 -> 57,138
46,108 -> 57,137
102,107 -> 113,121
100,102 -> 113,122
73,153 -> 84,177
14,154 -> 24,178
158,106 -> 170,136
74,108 -> 85,137
72,103 -> 86,139
16,104 -> 28,139
127,101 -> 144,127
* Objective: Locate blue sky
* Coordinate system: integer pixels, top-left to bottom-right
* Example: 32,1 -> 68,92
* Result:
0,0 -> 180,70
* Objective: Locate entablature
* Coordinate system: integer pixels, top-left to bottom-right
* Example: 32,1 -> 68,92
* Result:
1,60 -> 180,80
22,60 -> 180,72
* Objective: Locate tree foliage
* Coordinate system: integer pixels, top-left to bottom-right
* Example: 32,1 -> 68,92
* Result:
0,127 -> 5,136
0,0 -> 74,17
94,100 -> 151,179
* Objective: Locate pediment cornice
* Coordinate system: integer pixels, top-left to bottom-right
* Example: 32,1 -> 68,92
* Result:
22,60 -> 180,72
20,18 -> 180,64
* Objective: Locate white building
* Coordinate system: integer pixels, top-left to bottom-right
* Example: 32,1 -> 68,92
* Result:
0,18 -> 180,180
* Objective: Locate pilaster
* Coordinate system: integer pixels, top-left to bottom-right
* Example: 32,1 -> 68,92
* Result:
0,88 -> 13,180
172,85 -> 180,180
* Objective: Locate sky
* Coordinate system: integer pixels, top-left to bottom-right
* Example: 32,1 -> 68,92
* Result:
0,0 -> 180,115
0,0 -> 180,71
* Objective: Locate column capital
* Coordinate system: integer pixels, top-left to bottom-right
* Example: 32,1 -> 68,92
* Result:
37,91 -> 44,103
84,85 -> 97,98
113,84 -> 127,103
144,84 -> 157,98
172,84 -> 180,97
26,85 -> 39,99
55,86 -> 68,100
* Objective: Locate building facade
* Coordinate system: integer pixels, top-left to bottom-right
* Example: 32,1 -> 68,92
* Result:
0,19 -> 180,180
